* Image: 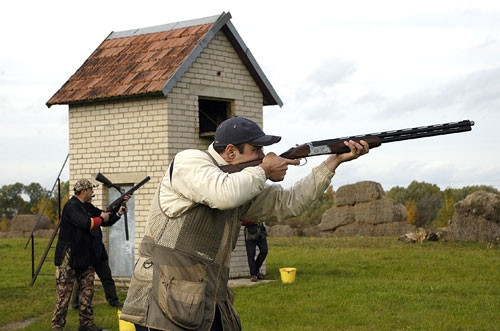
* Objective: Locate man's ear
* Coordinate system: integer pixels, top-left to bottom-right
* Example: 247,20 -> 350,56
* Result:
221,144 -> 237,162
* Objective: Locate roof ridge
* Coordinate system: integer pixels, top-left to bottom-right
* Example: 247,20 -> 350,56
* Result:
108,13 -> 222,40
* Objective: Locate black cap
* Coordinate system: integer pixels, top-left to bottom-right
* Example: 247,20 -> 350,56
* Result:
214,117 -> 281,147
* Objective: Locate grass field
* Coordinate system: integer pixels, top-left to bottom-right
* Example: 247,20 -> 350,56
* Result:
1,236 -> 500,330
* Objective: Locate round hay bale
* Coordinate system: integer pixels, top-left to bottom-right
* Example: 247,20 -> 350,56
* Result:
335,181 -> 385,206
6,230 -> 24,238
302,226 -> 320,237
267,224 -> 299,237
454,191 -> 500,223
11,214 -> 51,232
354,197 -> 407,224
34,229 -> 55,238
318,205 -> 355,231
448,191 -> 500,242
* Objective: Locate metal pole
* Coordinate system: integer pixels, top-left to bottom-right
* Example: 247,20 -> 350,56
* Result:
25,153 -> 69,249
31,234 -> 35,278
58,178 -> 61,221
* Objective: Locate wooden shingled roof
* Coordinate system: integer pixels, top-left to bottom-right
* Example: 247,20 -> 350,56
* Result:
46,12 -> 282,107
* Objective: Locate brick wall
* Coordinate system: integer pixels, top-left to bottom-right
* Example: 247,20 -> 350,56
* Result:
67,30 -> 266,278
68,96 -> 168,241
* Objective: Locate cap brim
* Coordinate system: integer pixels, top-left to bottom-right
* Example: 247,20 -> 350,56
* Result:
248,135 -> 281,146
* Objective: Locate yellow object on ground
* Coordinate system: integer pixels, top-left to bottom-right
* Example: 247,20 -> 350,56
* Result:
279,267 -> 297,284
117,310 -> 136,331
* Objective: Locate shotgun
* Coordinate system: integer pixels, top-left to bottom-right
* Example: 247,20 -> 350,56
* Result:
220,120 -> 474,173
106,176 -> 151,212
96,174 -> 151,240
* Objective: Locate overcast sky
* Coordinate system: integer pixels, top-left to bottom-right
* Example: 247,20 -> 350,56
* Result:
1,0 -> 499,192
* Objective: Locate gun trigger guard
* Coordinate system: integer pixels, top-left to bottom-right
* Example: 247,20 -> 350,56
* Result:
299,158 -> 307,166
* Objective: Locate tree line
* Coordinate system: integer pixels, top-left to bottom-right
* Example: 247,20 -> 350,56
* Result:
0,181 -> 70,231
284,181 -> 499,228
386,182 -> 499,228
1,180 -> 498,231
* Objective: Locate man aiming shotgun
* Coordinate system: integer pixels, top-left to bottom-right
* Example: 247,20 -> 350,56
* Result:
120,116 -> 368,331
120,116 -> 473,331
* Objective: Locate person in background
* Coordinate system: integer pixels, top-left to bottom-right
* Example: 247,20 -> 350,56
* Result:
71,205 -> 127,309
51,179 -> 127,331
120,116 -> 369,331
242,220 -> 268,282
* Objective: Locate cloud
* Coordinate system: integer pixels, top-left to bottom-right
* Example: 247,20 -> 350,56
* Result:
2,0 -> 500,193
307,58 -> 357,87
271,58 -> 359,125
378,66 -> 500,117
444,67 -> 500,111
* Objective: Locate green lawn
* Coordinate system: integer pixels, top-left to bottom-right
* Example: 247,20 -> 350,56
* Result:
2,237 -> 500,330
236,237 -> 500,331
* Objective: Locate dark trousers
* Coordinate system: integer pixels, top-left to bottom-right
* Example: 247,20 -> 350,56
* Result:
72,257 -> 119,306
245,236 -> 268,276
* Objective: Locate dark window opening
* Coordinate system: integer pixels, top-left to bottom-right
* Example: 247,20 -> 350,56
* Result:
199,98 -> 231,139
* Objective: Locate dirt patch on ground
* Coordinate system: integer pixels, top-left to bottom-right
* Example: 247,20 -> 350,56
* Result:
2,317 -> 36,331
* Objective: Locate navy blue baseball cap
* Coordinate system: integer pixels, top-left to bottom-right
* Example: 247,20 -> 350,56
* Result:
214,117 -> 281,147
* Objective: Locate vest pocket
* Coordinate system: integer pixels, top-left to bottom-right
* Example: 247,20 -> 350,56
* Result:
121,256 -> 154,324
158,275 -> 207,329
